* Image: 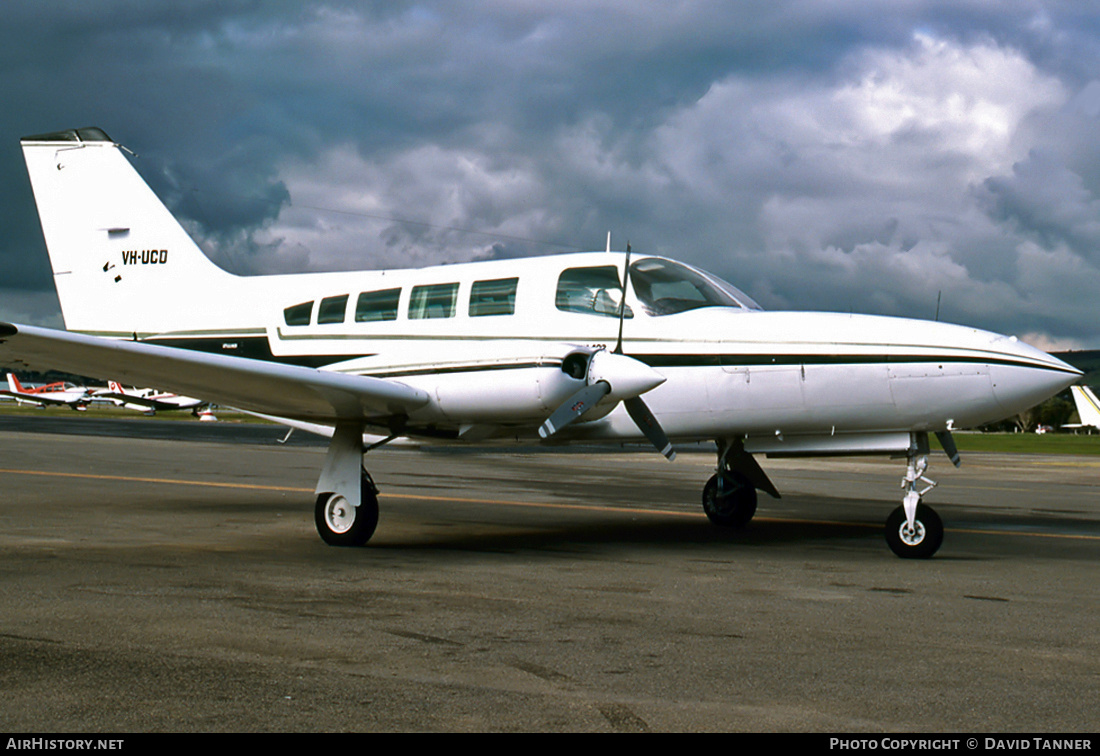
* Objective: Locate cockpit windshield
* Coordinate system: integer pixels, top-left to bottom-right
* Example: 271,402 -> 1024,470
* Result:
629,258 -> 761,315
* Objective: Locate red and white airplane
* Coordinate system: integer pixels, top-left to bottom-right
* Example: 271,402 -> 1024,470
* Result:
1,372 -> 90,410
93,380 -> 209,416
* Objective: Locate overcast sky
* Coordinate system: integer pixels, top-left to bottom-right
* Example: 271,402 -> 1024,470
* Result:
3,1 -> 1100,349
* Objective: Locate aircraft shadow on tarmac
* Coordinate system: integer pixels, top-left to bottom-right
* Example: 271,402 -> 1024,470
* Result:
323,492 -> 1098,561
355,496 -> 890,555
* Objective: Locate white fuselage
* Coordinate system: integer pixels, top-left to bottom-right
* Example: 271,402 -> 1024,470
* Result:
125,251 -> 1076,449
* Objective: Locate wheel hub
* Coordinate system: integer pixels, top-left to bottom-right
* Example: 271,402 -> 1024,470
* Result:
899,519 -> 926,546
324,494 -> 355,534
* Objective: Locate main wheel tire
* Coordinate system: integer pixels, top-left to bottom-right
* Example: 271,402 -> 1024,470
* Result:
884,502 -> 943,559
315,474 -> 379,547
702,471 -> 758,528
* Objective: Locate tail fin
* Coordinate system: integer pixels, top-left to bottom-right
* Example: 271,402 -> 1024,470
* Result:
21,128 -> 240,336
1070,385 -> 1100,429
108,380 -> 124,394
7,373 -> 24,393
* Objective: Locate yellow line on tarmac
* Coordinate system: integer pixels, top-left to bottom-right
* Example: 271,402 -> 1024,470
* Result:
0,468 -> 309,493
1,467 -> 1097,541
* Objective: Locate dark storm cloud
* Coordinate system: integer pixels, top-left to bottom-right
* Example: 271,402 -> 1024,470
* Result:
2,1 -> 1099,347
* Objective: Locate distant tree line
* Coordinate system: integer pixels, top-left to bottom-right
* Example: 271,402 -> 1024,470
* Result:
978,390 -> 1077,433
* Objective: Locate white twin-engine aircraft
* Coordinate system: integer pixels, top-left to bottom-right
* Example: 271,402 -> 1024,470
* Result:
94,380 -> 208,416
1,128 -> 1082,558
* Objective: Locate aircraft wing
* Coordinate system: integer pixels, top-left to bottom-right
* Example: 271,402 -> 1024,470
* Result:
0,390 -> 83,407
0,322 -> 430,424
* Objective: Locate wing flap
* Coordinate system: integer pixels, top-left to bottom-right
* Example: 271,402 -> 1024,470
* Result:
0,322 -> 429,423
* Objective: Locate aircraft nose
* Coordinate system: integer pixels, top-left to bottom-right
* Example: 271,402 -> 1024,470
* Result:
987,335 -> 1082,416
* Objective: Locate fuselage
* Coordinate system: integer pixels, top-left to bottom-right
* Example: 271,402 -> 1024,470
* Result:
124,251 -> 1078,446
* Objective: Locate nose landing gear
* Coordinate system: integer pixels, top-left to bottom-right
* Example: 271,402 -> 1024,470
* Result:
885,432 -> 950,559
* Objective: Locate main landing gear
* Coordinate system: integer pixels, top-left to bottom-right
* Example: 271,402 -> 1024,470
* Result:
702,470 -> 757,527
313,423 -> 385,547
701,439 -> 781,528
315,469 -> 379,546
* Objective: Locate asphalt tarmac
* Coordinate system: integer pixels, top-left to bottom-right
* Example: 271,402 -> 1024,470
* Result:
0,415 -> 1097,732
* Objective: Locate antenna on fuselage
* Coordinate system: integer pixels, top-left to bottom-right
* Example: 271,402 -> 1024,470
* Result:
606,232 -> 611,253
934,291 -> 942,322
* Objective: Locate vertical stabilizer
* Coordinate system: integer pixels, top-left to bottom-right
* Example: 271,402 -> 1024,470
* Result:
21,128 -> 242,336
1070,385 -> 1100,429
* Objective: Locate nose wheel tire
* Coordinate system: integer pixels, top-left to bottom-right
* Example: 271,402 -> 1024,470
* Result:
885,502 -> 943,559
702,471 -> 758,528
315,475 -> 379,547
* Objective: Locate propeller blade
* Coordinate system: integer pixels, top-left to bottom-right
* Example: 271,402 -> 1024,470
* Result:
614,245 -> 632,355
934,430 -> 961,467
538,382 -> 611,438
624,396 -> 676,460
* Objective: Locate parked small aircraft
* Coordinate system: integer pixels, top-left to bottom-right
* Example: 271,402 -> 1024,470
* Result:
94,380 -> 208,416
0,127 -> 1082,557
1,372 -> 89,410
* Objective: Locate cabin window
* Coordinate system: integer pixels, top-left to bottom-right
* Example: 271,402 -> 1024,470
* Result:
555,266 -> 632,318
317,294 -> 349,324
409,283 -> 458,320
355,288 -> 401,322
469,277 -> 518,317
283,300 -> 313,326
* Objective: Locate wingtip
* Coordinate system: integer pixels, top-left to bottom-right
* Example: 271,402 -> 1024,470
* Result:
0,322 -> 17,338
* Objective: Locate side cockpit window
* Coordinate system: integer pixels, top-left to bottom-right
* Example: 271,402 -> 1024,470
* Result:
555,266 -> 632,318
355,288 -> 401,322
283,300 -> 313,326
470,277 -> 518,317
409,283 -> 458,320
629,258 -> 760,315
317,294 -> 349,324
